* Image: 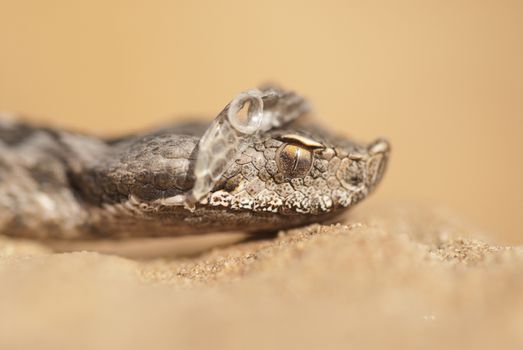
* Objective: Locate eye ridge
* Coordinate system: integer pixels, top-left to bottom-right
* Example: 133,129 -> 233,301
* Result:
278,134 -> 325,149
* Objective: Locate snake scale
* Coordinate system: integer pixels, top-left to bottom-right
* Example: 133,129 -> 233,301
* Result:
0,86 -> 389,239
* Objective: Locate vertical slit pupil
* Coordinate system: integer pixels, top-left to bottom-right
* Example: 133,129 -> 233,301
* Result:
277,144 -> 312,178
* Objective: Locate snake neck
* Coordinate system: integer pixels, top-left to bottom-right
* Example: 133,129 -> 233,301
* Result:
0,118 -> 110,238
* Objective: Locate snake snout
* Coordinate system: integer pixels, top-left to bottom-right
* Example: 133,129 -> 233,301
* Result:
366,138 -> 390,190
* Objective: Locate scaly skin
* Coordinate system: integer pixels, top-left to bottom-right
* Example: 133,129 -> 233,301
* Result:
0,88 -> 390,239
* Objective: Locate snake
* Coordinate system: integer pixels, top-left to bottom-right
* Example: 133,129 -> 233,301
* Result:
0,86 -> 390,240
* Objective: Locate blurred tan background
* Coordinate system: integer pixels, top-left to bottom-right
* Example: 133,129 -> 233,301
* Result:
0,0 -> 521,243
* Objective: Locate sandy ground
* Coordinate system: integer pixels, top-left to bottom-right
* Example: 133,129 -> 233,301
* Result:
0,201 -> 522,350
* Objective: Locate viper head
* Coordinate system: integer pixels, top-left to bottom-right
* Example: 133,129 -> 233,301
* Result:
200,126 -> 390,215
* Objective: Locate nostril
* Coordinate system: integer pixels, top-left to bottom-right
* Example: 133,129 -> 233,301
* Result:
368,138 -> 390,156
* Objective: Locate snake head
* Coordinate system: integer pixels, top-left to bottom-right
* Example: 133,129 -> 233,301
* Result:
199,125 -> 390,216
146,87 -> 389,222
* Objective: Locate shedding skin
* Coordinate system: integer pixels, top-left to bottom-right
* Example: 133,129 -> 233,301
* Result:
0,87 -> 390,239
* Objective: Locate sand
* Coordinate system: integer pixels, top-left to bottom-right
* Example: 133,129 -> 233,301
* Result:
0,201 -> 522,350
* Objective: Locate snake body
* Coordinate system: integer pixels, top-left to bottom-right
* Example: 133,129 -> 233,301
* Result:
0,87 -> 389,239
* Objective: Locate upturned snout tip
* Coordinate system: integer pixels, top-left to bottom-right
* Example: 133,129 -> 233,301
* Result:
368,138 -> 390,156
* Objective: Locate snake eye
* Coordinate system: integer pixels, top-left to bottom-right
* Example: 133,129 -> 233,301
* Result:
275,134 -> 325,178
276,144 -> 313,178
